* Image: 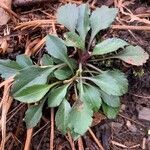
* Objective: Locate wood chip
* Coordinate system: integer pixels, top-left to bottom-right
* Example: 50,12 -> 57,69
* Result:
138,107 -> 150,121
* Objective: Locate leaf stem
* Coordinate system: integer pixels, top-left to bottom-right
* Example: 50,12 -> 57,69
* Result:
79,63 -> 83,97
42,63 -> 66,69
86,63 -> 103,73
63,69 -> 80,84
49,81 -> 62,88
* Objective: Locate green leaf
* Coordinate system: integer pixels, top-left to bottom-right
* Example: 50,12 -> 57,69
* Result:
101,91 -> 120,107
81,84 -> 102,112
64,32 -> 85,50
68,100 -> 93,139
24,100 -> 45,128
48,84 -> 70,107
77,4 -> 90,41
16,54 -> 33,68
0,59 -> 22,79
57,4 -> 78,32
114,45 -> 149,66
90,5 -> 118,42
11,66 -> 55,95
46,35 -> 72,70
55,99 -> 71,134
54,67 -> 72,80
41,54 -> 53,65
88,70 -> 128,96
14,84 -> 51,103
93,38 -> 128,55
102,103 -> 119,119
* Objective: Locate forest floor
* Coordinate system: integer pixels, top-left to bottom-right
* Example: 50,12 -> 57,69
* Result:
0,0 -> 150,149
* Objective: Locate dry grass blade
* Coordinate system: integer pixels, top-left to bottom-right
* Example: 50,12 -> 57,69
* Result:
50,108 -> 54,150
114,0 -> 150,25
25,37 -> 46,56
24,128 -> 33,150
88,128 -> 104,150
25,38 -> 41,56
6,104 -> 25,123
111,140 -> 127,148
67,131 -> 75,150
15,20 -> 55,30
78,137 -> 84,150
119,114 -> 145,127
0,79 -> 13,150
111,25 -> 150,31
32,37 -> 46,56
0,77 -> 14,89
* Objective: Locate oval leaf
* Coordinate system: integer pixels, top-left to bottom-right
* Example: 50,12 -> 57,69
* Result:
14,84 -> 51,103
54,67 -> 72,80
46,35 -> 72,70
48,84 -> 70,107
81,84 -> 102,112
11,66 -> 54,95
57,4 -> 78,32
93,38 -> 129,55
102,103 -> 119,119
101,91 -> 120,107
88,70 -> 128,96
16,54 -> 33,68
55,99 -> 71,134
64,32 -> 85,50
0,59 -> 22,79
114,45 -> 149,66
90,5 -> 118,42
41,54 -> 53,65
77,4 -> 90,41
68,101 -> 93,140
25,100 -> 45,128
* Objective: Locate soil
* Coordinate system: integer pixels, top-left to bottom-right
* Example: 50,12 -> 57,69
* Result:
0,0 -> 150,150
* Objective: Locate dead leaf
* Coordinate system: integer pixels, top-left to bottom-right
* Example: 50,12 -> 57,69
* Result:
0,38 -> 8,53
92,112 -> 105,126
0,0 -> 12,25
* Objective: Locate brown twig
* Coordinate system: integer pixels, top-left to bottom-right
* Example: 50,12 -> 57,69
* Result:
50,108 -> 54,150
88,128 -> 104,150
24,128 -> 33,150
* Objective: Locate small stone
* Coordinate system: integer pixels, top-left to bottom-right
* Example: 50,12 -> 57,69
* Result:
111,122 -> 123,133
138,107 -> 150,121
120,104 -> 126,112
126,120 -> 137,133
